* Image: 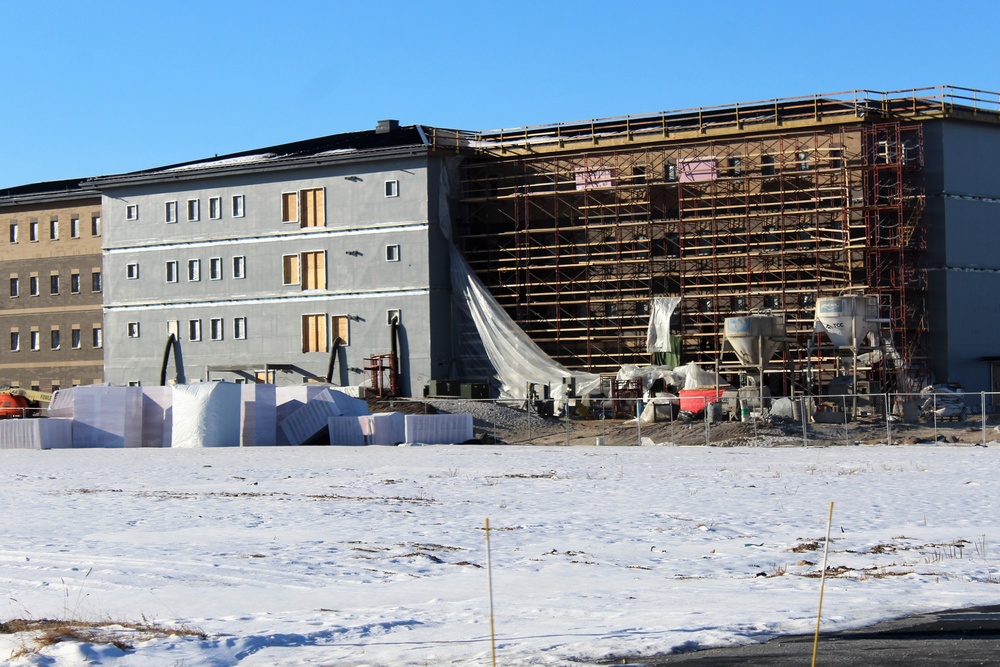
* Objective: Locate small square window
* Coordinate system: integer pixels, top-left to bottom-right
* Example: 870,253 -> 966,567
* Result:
384,180 -> 399,197
50,275 -> 59,295
188,259 -> 201,282
209,257 -> 223,280
385,244 -> 400,262
232,194 -> 245,218
91,214 -> 101,236
126,263 -> 139,280
166,261 -> 179,283
70,217 -> 80,238
233,256 -> 246,279
386,309 -> 400,325
210,318 -> 224,341
29,276 -> 38,296
70,273 -> 80,294
92,326 -> 102,348
234,317 -> 247,340
165,201 -> 178,224
126,205 -> 139,221
127,322 -> 140,338
187,199 -> 200,221
209,197 -> 222,219
188,319 -> 202,341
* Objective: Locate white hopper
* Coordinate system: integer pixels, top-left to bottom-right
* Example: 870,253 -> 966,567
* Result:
723,315 -> 784,367
814,295 -> 880,350
171,382 -> 242,448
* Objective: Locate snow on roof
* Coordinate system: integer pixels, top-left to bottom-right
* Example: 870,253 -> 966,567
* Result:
159,153 -> 277,172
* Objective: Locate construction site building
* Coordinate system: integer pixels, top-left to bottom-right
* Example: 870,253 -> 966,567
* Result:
450,87 -> 1000,394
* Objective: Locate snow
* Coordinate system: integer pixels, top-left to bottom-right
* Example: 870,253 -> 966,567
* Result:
2,443 -> 999,665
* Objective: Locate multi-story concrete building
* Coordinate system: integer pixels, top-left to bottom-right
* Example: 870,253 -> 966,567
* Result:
0,179 -> 104,391
91,122 -> 457,391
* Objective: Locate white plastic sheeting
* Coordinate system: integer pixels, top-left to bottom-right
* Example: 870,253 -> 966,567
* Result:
646,297 -> 681,353
280,388 -> 370,446
47,386 -> 143,448
0,418 -> 72,449
616,364 -> 678,397
404,414 -> 473,445
450,246 -> 599,403
171,383 -> 242,448
275,385 -> 332,445
363,412 -> 405,445
141,386 -> 173,448
242,384 -> 277,447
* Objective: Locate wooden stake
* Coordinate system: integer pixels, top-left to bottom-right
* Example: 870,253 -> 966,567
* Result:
486,517 -> 497,667
811,502 -> 834,667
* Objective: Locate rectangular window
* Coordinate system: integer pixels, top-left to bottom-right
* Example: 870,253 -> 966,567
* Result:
92,271 -> 102,292
282,254 -> 300,285
796,150 -> 811,171
281,192 -> 298,223
187,259 -> 201,281
210,318 -> 224,341
301,251 -> 326,290
385,244 -> 400,262
29,221 -> 38,242
50,329 -> 60,350
331,314 -> 349,345
29,276 -> 38,296
29,331 -> 39,351
829,147 -> 843,169
209,257 -> 222,280
165,201 -> 178,224
232,194 -> 244,218
71,328 -> 81,349
91,214 -> 101,236
386,309 -> 400,326
9,277 -> 17,297
233,317 -> 247,340
92,326 -> 102,348
50,274 -> 59,295
187,199 -> 200,221
9,222 -> 16,244
188,319 -> 202,341
301,314 -> 327,352
384,180 -> 399,197
727,156 -> 743,177
233,255 -> 246,279
209,197 -> 222,219
300,188 -> 325,228
70,217 -> 80,238
10,331 -> 19,351
761,154 -> 776,176
127,322 -> 140,338
126,263 -> 139,280
166,260 -> 179,283
49,218 -> 58,240
126,205 -> 139,221
70,273 -> 80,294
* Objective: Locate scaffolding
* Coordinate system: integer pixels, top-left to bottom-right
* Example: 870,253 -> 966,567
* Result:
456,105 -> 928,391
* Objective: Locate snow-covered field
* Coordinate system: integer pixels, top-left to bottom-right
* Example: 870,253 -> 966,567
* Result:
1,443 -> 999,666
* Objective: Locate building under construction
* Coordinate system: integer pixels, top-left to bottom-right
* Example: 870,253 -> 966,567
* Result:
450,87 -> 1000,395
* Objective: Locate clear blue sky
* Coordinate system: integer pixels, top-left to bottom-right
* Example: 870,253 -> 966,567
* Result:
1,0 -> 996,188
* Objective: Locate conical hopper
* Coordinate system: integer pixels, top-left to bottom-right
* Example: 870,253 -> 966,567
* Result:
724,315 -> 783,367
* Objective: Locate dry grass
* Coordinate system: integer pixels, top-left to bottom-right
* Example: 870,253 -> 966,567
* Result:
1,617 -> 205,658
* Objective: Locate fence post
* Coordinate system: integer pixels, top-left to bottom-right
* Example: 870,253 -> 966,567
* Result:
933,393 -> 938,443
704,397 -> 710,446
842,395 -> 849,446
885,393 -> 892,446
493,399 -> 497,445
637,399 -> 642,446
801,397 -> 809,447
983,392 -> 987,446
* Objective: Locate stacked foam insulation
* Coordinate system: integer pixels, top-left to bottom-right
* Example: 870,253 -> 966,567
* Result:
280,387 -> 370,446
141,386 -> 173,448
241,383 -> 277,446
404,414 -> 473,444
327,417 -> 366,446
0,418 -> 72,449
275,385 -> 331,445
364,412 -> 405,445
47,386 -> 144,448
171,382 -> 242,448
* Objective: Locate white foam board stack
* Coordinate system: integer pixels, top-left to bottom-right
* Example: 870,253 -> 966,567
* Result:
47,386 -> 144,448
141,386 -> 173,448
404,414 -> 473,445
0,418 -> 72,449
327,417 -> 366,446
363,412 -> 405,445
242,384 -> 277,447
171,382 -> 242,448
280,388 -> 370,446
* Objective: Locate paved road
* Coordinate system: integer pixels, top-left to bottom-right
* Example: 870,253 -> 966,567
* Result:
611,606 -> 1000,666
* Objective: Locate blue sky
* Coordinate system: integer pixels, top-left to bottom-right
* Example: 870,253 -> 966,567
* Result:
1,0 -> 996,188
